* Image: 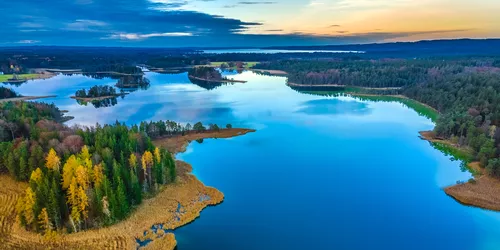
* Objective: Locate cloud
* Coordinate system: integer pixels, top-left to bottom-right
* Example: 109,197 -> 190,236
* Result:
0,0 -> 479,47
329,24 -> 341,28
106,32 -> 194,40
308,1 -> 324,7
17,40 -> 40,44
238,1 -> 276,4
336,31 -> 349,34
65,19 -> 108,32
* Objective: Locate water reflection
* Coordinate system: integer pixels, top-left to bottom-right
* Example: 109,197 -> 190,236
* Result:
116,76 -> 151,90
75,97 -> 119,108
296,98 -> 371,116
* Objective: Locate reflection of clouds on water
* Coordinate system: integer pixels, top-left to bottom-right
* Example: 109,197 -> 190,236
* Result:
295,99 -> 371,116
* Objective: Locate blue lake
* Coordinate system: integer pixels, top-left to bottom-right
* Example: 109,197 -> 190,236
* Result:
8,71 -> 500,250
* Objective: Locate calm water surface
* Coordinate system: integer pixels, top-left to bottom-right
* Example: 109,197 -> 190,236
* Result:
9,71 -> 500,250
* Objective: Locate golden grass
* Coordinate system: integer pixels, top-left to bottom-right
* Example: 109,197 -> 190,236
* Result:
445,162 -> 500,212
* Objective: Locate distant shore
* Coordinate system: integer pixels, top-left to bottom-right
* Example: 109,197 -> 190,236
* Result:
0,128 -> 255,249
419,131 -> 500,211
0,95 -> 57,103
70,93 -> 128,102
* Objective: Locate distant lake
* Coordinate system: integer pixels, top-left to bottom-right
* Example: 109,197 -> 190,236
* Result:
202,48 -> 364,54
7,71 -> 500,250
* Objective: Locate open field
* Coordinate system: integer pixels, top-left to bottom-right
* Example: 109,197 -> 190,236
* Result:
0,74 -> 38,82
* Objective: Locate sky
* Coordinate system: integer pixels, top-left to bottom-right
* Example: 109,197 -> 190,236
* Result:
1,0 -> 499,47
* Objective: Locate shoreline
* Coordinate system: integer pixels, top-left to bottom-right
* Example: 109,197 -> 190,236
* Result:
0,95 -> 57,103
419,131 -> 500,212
188,75 -> 247,83
0,128 -> 255,249
70,93 -> 128,102
153,128 -> 256,154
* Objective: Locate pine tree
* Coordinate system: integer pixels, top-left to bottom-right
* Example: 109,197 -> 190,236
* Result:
78,186 -> 89,222
30,168 -> 43,186
45,149 -> 61,171
38,208 -> 52,235
62,155 -> 78,190
93,164 -> 104,187
23,187 -> 36,227
130,169 -> 142,205
116,179 -> 129,219
19,156 -> 28,181
75,165 -> 89,190
154,147 -> 161,164
129,153 -> 137,169
141,151 -> 153,190
48,180 -> 61,229
7,152 -> 16,178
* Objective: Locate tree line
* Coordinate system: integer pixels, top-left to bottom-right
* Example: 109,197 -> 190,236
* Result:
255,58 -> 500,88
401,71 -> 500,175
0,87 -> 20,99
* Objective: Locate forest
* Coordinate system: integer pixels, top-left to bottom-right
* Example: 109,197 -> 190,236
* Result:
0,87 -> 20,99
75,85 -> 122,99
0,100 -> 231,237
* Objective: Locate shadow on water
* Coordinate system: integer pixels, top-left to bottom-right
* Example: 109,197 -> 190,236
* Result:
188,77 -> 232,91
76,97 -> 120,108
297,89 -> 439,122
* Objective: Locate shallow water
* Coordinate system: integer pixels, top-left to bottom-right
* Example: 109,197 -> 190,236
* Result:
9,71 -> 500,250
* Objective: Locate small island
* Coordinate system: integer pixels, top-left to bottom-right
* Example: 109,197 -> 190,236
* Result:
188,66 -> 247,83
71,85 -> 127,102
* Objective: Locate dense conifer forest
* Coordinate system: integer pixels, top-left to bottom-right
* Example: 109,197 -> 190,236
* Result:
75,85 -> 121,99
0,87 -> 20,99
0,100 -> 230,236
